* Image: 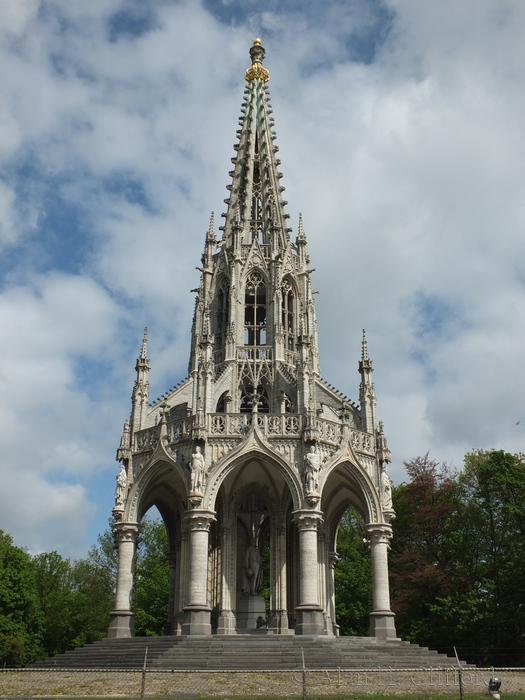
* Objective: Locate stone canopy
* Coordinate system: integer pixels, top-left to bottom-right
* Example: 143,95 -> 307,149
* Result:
108,39 -> 396,640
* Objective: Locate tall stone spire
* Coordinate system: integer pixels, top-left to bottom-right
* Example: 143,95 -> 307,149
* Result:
187,39 -> 321,414
220,38 -> 290,251
130,327 -> 150,433
359,329 -> 376,433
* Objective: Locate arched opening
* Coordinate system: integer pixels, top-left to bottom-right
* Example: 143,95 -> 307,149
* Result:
333,507 -> 372,636
244,271 -> 266,346
236,492 -> 270,629
215,282 -> 229,351
216,391 -> 230,413
281,278 -> 296,351
132,506 -> 170,636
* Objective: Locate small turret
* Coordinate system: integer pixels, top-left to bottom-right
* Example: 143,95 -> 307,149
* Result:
202,212 -> 216,269
130,327 -> 151,434
359,329 -> 376,433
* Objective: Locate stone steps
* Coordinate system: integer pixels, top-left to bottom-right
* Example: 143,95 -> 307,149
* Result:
32,635 -> 471,670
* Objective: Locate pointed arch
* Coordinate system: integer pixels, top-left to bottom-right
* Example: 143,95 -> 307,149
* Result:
320,457 -> 381,530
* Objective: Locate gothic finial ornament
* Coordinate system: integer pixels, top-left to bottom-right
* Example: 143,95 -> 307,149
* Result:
246,38 -> 270,83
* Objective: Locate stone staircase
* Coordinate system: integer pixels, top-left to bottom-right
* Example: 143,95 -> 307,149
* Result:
33,635 -> 471,670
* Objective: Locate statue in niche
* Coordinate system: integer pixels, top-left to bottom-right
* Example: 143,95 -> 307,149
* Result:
115,464 -> 128,506
381,465 -> 393,510
190,445 -> 205,493
242,540 -> 262,596
304,445 -> 320,494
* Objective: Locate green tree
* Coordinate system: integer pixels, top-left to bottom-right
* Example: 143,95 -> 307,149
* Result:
458,450 -> 525,665
0,531 -> 43,666
133,518 -> 169,636
334,508 -> 372,636
33,551 -> 77,657
389,454 -> 468,652
390,450 -> 525,666
33,547 -> 115,658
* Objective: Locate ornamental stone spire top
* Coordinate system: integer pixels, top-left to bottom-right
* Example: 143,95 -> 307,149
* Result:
245,38 -> 270,84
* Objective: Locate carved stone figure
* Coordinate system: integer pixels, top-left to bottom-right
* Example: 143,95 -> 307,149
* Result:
190,445 -> 205,493
381,466 -> 393,510
115,464 -> 128,506
242,542 -> 262,595
304,445 -> 320,494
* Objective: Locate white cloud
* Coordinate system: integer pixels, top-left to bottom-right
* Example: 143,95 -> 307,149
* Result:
1,0 -> 525,553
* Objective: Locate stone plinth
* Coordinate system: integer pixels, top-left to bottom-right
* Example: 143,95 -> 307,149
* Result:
236,595 -> 266,630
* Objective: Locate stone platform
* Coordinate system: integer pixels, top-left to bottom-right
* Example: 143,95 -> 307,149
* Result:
32,635 -> 472,670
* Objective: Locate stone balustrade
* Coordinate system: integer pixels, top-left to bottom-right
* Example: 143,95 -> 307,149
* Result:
133,413 -> 374,455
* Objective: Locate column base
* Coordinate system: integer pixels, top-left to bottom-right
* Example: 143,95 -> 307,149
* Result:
369,610 -> 397,639
181,606 -> 212,635
268,610 -> 293,635
217,611 -> 237,635
295,606 -> 325,635
108,610 -> 134,638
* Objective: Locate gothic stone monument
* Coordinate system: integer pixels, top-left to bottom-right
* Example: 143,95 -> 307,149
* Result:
109,39 -> 396,640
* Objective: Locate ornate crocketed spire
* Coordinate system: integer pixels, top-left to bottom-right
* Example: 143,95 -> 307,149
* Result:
361,328 -> 371,366
139,327 -> 148,360
359,329 -> 376,433
131,327 -> 151,433
245,38 -> 270,84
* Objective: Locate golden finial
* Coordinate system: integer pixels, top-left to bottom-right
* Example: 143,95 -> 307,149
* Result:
245,38 -> 269,83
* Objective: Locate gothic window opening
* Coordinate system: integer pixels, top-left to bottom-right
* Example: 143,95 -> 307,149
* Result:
244,272 -> 266,346
282,279 -> 295,351
215,283 -> 229,350
282,393 -> 293,413
240,384 -> 269,413
216,392 -> 230,413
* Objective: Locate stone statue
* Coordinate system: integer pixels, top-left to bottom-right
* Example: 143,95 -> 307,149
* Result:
190,445 -> 205,493
304,445 -> 320,494
242,542 -> 262,595
381,466 -> 393,510
115,464 -> 128,506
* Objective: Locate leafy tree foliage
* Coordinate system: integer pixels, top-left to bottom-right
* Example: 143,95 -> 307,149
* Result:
390,451 -> 525,666
458,450 -> 525,665
32,547 -> 114,658
334,508 -> 372,636
0,531 -> 43,666
133,518 -> 169,636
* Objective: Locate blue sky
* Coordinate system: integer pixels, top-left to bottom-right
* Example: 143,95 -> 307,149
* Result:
1,0 -> 525,557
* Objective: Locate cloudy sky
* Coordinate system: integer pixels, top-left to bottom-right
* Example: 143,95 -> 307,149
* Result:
1,0 -> 525,557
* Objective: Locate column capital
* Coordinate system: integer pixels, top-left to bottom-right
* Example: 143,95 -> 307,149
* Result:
112,522 -> 140,544
292,509 -> 323,531
328,551 -> 340,569
364,522 -> 393,548
184,509 -> 216,531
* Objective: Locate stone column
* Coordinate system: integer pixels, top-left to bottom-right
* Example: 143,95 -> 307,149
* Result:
293,510 -> 325,635
268,522 -> 290,633
328,552 -> 340,636
217,523 -> 236,634
181,509 -> 216,635
108,522 -> 140,638
365,523 -> 397,639
164,551 -> 177,635
173,529 -> 188,635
